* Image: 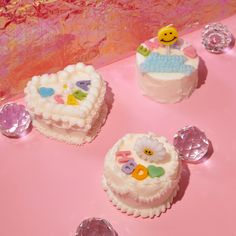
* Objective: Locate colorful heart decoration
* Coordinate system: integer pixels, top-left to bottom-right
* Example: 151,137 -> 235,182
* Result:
54,95 -> 64,104
76,80 -> 91,91
38,87 -> 55,97
147,165 -> 165,178
183,46 -> 197,58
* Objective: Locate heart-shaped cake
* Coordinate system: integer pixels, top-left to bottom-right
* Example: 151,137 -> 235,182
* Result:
24,62 -> 107,144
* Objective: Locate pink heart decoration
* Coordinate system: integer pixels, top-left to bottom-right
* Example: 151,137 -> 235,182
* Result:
183,46 -> 197,58
54,95 -> 64,104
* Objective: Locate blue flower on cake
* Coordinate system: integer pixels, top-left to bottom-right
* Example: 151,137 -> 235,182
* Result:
134,136 -> 167,163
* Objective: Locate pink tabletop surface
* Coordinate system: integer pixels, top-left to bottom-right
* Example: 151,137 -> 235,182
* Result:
1,15 -> 236,236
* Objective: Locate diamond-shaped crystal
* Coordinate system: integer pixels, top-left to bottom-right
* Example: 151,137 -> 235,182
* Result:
0,103 -> 32,137
202,23 -> 233,53
173,126 -> 209,163
75,218 -> 118,236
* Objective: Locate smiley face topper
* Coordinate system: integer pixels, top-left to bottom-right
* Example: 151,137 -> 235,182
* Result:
157,25 -> 178,46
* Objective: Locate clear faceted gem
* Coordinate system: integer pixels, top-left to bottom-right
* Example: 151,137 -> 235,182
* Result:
201,23 -> 233,53
173,126 -> 209,163
75,218 -> 118,236
0,103 -> 32,137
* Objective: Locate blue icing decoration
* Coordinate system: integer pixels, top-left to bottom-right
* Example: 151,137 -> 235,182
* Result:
140,52 -> 194,75
38,87 -> 55,97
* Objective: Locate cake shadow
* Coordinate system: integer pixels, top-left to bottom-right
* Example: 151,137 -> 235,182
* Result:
173,141 -> 213,203
197,57 -> 208,89
173,161 -> 190,204
229,35 -> 235,49
105,83 -> 114,115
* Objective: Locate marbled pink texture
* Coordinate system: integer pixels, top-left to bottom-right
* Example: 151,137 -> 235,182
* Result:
0,0 -> 236,100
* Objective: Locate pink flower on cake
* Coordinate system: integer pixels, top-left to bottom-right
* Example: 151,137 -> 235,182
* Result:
134,136 -> 166,163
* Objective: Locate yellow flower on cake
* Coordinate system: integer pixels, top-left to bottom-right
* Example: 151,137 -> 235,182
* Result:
134,136 -> 166,163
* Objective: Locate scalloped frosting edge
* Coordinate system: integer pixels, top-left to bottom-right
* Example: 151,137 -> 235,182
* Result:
102,176 -> 180,218
24,62 -> 106,130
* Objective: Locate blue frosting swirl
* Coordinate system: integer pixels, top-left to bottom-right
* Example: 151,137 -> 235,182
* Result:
140,52 -> 194,75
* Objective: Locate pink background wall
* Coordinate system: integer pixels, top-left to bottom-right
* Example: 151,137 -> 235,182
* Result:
0,0 -> 236,100
1,15 -> 236,235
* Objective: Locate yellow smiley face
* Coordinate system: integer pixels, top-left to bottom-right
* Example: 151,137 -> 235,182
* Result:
157,26 -> 178,46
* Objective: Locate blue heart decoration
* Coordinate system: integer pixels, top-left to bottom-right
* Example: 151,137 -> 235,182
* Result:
76,80 -> 91,91
38,87 -> 55,97
140,52 -> 194,75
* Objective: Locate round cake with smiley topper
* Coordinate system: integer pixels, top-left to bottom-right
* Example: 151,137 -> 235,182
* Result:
102,133 -> 182,218
136,25 -> 199,103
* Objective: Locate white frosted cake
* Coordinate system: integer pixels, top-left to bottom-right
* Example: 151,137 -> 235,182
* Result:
24,62 -> 107,144
136,38 -> 199,103
103,133 -> 182,218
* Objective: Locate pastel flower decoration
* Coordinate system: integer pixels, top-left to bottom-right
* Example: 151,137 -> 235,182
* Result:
134,136 -> 167,163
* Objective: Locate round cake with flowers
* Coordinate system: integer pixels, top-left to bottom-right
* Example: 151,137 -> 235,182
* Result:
24,62 -> 107,145
102,133 -> 182,218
